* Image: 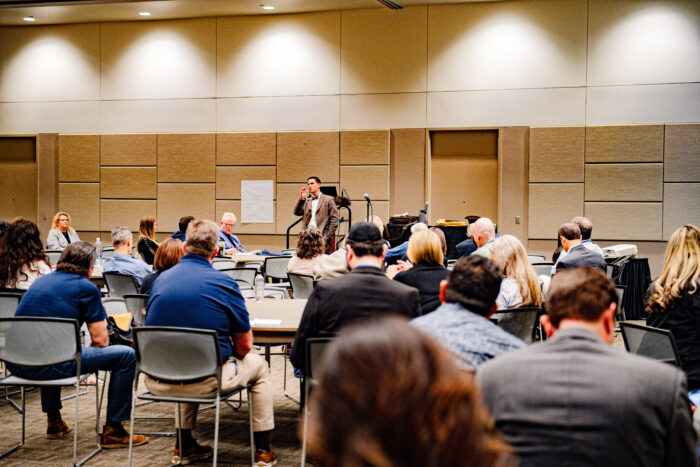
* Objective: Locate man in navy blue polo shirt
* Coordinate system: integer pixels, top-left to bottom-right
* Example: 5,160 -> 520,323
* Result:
10,242 -> 147,449
146,219 -> 276,467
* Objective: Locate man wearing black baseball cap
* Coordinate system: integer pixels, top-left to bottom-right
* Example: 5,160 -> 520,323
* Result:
290,222 -> 421,370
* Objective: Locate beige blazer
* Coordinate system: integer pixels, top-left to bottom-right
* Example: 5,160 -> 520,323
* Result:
293,193 -> 339,241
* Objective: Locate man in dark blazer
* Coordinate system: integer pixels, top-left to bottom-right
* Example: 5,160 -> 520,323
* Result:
290,222 -> 421,370
293,176 -> 339,252
554,222 -> 606,273
477,268 -> 697,467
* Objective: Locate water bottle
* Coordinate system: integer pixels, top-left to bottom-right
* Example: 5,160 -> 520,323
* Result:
218,241 -> 226,256
95,237 -> 102,265
254,274 -> 264,302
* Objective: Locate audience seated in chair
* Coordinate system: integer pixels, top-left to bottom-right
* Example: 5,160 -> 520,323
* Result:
490,234 -> 543,310
552,216 -> 604,274
45,211 -> 80,251
139,237 -> 184,294
553,222 -> 606,274
411,255 -> 524,370
102,226 -> 152,288
470,217 -> 497,258
0,218 -> 51,290
287,228 -> 326,276
170,215 -> 194,242
136,216 -> 160,266
384,222 -> 427,264
477,267 -> 697,467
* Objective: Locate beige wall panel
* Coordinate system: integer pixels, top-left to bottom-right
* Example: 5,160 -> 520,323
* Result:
390,129 -> 425,216
499,127 -> 529,244
101,18 -> 216,100
428,88 -> 586,127
217,133 -> 276,166
236,235 -> 286,252
58,183 -> 99,231
340,131 -> 389,165
360,201 -> 390,225
217,12 -> 340,97
0,101 -> 101,135
0,23 -> 100,102
216,166 -> 276,200
101,99 -> 217,134
215,200 -> 276,235
100,199 -> 156,232
37,133 -> 59,235
58,135 -> 99,182
585,163 -> 662,202
663,183 -> 700,240
341,7 -> 427,94
340,93 -> 426,130
277,132 -> 339,183
588,0 -> 700,86
584,202 -> 662,241
101,167 -> 157,199
586,83 -> 700,125
665,124 -> 700,182
341,166 -> 389,202
0,162 -> 37,222
275,183 -> 339,235
428,1 -> 587,91
585,125 -> 663,162
101,134 -> 157,166
158,134 -> 215,183
217,96 -> 340,132
529,127 -> 584,182
528,183 -> 583,239
157,184 -> 215,233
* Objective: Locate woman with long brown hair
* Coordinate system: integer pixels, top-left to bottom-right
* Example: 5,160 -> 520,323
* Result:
46,211 -> 80,250
288,228 -> 326,275
0,217 -> 52,290
305,317 -> 510,467
137,216 -> 160,265
646,224 -> 700,390
140,238 -> 184,294
490,234 -> 543,310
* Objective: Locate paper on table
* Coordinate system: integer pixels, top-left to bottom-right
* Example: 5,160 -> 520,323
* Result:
241,180 -> 273,223
251,318 -> 282,327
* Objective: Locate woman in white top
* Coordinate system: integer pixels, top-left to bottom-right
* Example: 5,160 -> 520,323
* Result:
491,234 -> 543,310
46,211 -> 80,250
288,228 -> 327,276
0,218 -> 52,290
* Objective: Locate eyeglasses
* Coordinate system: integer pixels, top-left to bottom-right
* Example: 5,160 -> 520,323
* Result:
58,218 -> 69,222
223,223 -> 235,228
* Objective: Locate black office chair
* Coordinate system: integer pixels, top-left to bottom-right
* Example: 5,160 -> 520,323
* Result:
490,306 -> 543,345
123,294 -> 148,327
531,262 -> 555,277
620,322 -> 682,367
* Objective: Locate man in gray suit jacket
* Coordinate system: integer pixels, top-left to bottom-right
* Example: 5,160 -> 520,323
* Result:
477,268 -> 697,467
554,222 -> 606,273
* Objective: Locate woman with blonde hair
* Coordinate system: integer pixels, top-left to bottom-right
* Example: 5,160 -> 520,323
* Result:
647,224 -> 700,390
491,234 -> 543,309
46,211 -> 80,250
137,216 -> 160,265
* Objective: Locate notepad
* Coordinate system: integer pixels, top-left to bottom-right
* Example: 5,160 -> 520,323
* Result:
251,318 -> 282,327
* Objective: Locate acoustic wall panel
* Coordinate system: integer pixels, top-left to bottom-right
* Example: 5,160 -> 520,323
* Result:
58,135 -> 99,182
340,165 -> 389,202
157,183 -> 215,233
277,132 -> 339,183
390,129 -> 425,216
340,131 -> 389,165
215,166 -> 276,200
664,124 -> 700,182
584,202 -> 662,241
529,127 -> 584,182
58,183 -> 99,231
216,133 -> 276,166
499,126 -> 529,243
585,125 -> 663,162
584,163 -> 662,201
528,183 -> 583,239
341,7 -> 427,94
340,93 -> 426,130
0,101 -> 101,134
215,200 -> 277,235
101,134 -> 157,166
101,99 -> 217,134
663,183 -> 700,240
217,96 -> 340,132
157,134 -> 215,183
99,199 -> 156,232
101,167 -> 157,199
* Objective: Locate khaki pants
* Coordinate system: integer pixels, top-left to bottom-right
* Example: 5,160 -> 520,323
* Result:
145,352 -> 274,432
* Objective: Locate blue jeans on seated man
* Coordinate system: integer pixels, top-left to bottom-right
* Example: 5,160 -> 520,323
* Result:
6,344 -> 136,422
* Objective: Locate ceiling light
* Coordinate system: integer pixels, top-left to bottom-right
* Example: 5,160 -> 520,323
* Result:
260,5 -> 275,10
139,12 -> 151,16
23,16 -> 36,22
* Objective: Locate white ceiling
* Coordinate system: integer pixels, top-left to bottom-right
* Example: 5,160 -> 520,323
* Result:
0,0 -> 501,26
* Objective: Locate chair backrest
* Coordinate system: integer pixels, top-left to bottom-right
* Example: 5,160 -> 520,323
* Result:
531,262 -> 554,278
123,294 -> 148,326
305,337 -> 334,383
133,327 -> 222,383
606,263 -> 614,278
614,285 -> 626,320
212,259 -> 237,270
102,246 -> 115,259
0,292 -> 23,319
490,306 -> 542,345
45,250 -> 63,266
620,322 -> 681,367
288,273 -> 314,299
103,272 -> 139,297
218,267 -> 257,288
0,317 -> 81,367
527,254 -> 546,263
264,256 -> 293,281
101,297 -> 129,316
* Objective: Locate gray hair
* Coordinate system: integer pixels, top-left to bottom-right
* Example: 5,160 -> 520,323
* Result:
471,217 -> 495,237
410,222 -> 428,234
221,212 -> 236,223
570,216 -> 593,240
111,226 -> 132,247
186,219 -> 219,256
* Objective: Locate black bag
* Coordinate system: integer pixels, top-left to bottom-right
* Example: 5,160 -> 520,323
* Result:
106,315 -> 134,347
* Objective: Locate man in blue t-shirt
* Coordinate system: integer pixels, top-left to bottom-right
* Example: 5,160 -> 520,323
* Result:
146,219 -> 276,467
9,242 -> 147,449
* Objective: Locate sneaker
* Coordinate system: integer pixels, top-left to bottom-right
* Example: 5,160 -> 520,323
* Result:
254,447 -> 278,467
172,441 -> 213,465
46,417 -> 72,439
100,424 -> 148,449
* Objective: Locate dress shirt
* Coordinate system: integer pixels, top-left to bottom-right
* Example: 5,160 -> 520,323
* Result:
102,252 -> 153,288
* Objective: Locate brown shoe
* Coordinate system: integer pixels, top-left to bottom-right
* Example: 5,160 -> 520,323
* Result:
255,447 -> 278,467
46,417 -> 72,439
100,424 -> 148,449
172,440 -> 213,465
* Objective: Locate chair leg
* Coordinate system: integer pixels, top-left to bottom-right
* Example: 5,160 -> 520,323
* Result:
248,386 -> 255,467
283,354 -> 300,406
0,386 -> 25,460
76,372 -> 105,466
128,376 -> 138,467
213,397 -> 220,467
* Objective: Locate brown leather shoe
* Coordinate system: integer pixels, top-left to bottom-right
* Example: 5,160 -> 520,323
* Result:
255,446 -> 278,466
172,440 -> 213,465
100,424 -> 148,449
46,417 -> 72,439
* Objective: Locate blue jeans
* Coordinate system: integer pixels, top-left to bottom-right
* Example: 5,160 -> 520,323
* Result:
6,345 -> 136,422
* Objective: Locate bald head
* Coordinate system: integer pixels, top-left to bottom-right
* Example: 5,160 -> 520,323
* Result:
472,217 -> 495,247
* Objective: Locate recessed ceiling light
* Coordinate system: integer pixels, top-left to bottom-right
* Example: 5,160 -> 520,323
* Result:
260,5 -> 275,10
139,12 -> 151,17
23,16 -> 36,22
